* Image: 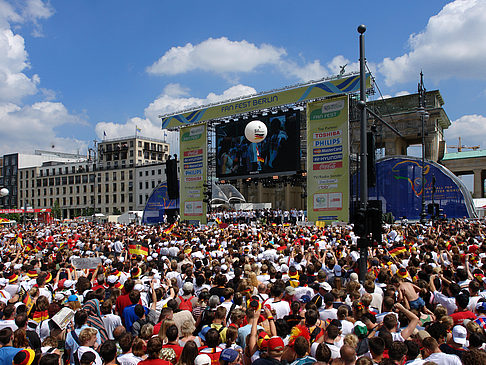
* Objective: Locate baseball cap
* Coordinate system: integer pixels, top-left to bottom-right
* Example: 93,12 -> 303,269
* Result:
349,273 -> 359,282
354,321 -> 368,338
333,264 -> 342,277
476,301 -> 486,312
194,354 -> 212,365
198,326 -> 211,341
267,336 -> 285,352
285,286 -> 296,296
68,295 -> 78,302
300,295 -> 311,303
64,279 -> 75,288
319,282 -> 332,291
452,325 -> 467,345
220,348 -> 239,363
183,282 -> 194,293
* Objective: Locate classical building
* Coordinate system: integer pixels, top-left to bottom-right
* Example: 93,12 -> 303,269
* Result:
10,136 -> 170,218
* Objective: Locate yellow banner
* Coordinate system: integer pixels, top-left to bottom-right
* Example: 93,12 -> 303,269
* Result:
162,74 -> 370,128
306,96 -> 350,223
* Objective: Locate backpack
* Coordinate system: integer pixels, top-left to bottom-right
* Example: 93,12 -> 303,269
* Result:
179,295 -> 194,312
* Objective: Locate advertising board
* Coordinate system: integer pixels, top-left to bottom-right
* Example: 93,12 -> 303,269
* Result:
306,96 -> 349,223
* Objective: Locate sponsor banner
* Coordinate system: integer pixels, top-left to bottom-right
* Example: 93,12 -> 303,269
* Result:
313,146 -> 343,155
183,156 -> 203,163
162,74 -> 370,128
180,123 -> 207,223
0,209 -> 51,214
307,96 -> 349,223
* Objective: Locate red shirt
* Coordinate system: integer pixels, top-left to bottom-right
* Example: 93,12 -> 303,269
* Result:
116,294 -> 132,320
198,346 -> 222,365
450,310 -> 476,325
162,343 -> 183,361
138,359 -> 171,365
153,321 -> 162,335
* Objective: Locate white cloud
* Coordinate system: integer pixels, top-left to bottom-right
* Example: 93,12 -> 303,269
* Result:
374,91 -> 410,99
96,83 -> 257,155
0,0 -> 85,155
380,0 -> 486,85
147,37 -> 286,75
0,101 -> 87,154
144,83 -> 256,123
147,36 -> 359,83
445,114 -> 486,149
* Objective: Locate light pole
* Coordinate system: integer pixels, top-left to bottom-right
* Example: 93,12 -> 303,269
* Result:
357,24 -> 368,283
418,72 -> 429,224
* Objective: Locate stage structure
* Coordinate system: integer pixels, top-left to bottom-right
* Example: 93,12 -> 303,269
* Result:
160,73 -> 372,224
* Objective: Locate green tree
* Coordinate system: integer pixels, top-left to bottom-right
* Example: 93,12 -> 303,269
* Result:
113,207 -> 121,215
52,200 -> 62,220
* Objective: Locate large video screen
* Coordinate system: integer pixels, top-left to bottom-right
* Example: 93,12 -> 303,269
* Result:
216,110 -> 301,178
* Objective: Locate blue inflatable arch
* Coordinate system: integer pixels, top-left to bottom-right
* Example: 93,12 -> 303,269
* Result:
366,156 -> 476,220
142,182 -> 179,225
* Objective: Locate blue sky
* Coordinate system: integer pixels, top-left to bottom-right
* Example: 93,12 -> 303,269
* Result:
1,0 -> 486,160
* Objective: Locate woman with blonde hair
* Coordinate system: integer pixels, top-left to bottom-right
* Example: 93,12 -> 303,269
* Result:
179,320 -> 201,347
158,318 -> 176,344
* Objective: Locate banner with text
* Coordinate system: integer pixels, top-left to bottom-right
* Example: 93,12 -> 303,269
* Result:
162,74 -> 370,128
306,96 -> 349,223
180,123 -> 207,223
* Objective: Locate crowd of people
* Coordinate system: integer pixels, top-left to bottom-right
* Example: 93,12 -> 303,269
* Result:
0,217 -> 485,365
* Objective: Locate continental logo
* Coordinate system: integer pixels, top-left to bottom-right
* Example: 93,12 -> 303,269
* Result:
310,99 -> 345,120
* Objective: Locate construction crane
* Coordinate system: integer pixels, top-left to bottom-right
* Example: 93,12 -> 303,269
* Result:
448,137 -> 480,152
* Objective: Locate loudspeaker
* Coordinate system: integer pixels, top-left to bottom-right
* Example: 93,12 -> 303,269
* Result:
367,200 -> 382,246
165,159 -> 179,200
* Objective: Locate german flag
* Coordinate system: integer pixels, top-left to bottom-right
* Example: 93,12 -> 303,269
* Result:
128,243 -> 149,256
163,223 -> 175,234
389,246 -> 407,257
16,233 -> 23,247
23,291 -> 34,315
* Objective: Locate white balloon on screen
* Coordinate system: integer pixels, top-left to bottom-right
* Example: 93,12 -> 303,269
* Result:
244,120 -> 267,143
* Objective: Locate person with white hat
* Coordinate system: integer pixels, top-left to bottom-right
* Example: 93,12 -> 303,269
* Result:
439,325 -> 468,359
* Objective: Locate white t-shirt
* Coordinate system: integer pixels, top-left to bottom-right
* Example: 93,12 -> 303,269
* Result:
340,319 -> 354,335
424,352 -> 461,365
77,346 -> 103,365
266,298 -> 290,319
102,314 -> 122,340
118,353 -> 142,365
319,307 -> 338,321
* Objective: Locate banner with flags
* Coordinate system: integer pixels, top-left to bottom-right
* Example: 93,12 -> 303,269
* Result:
128,242 -> 149,256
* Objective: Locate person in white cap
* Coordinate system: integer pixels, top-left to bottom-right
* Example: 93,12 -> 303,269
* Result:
439,325 -> 468,359
0,279 -> 12,301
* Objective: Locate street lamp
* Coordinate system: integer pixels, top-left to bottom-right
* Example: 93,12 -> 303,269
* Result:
418,72 -> 429,224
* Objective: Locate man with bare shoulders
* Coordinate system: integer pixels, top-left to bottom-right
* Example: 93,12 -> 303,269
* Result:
396,268 -> 425,310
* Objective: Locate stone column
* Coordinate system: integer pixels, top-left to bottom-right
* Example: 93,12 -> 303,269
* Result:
473,169 -> 484,198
